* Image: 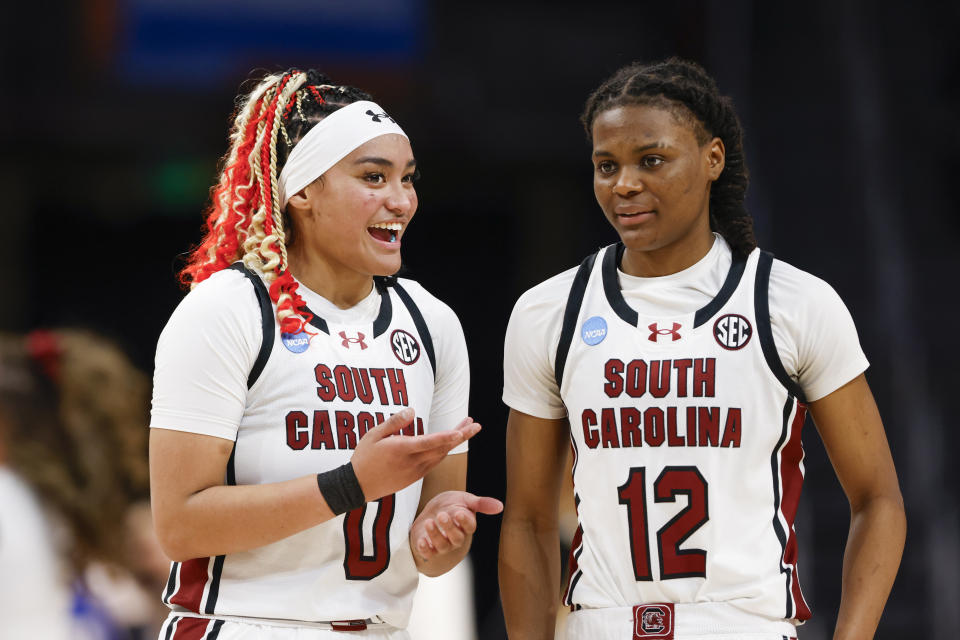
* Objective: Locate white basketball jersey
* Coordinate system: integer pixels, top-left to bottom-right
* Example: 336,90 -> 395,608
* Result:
161,268 -> 440,628
556,244 -> 810,624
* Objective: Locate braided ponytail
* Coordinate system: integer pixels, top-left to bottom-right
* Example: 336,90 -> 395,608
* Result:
179,69 -> 373,335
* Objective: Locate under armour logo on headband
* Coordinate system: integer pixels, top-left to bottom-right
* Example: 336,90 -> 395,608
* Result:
278,100 -> 408,205
366,109 -> 396,123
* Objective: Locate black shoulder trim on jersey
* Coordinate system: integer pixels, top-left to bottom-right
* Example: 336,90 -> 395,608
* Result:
755,252 -> 807,402
693,250 -> 748,328
228,263 -> 275,388
555,251 -> 599,390
372,277 -> 394,339
392,282 -> 437,379
301,308 -> 330,334
602,243 -> 639,326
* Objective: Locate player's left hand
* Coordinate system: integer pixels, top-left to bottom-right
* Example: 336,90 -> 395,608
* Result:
410,491 -> 503,564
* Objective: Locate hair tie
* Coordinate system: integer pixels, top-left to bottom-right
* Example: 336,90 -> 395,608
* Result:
26,330 -> 62,383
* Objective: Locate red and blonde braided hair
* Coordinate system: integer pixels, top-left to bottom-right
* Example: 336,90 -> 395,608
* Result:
179,69 -> 374,335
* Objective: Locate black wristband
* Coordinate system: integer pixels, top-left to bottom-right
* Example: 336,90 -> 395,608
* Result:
316,462 -> 366,515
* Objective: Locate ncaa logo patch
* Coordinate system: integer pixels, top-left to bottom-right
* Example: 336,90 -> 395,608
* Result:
581,316 -> 607,346
632,603 -> 674,639
713,313 -> 752,350
391,329 -> 420,365
281,331 -> 310,353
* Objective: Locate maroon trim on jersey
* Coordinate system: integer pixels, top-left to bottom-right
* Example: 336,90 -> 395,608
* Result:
564,437 -> 585,608
169,557 -> 212,612
170,616 -> 210,640
563,520 -> 584,609
779,402 -> 811,620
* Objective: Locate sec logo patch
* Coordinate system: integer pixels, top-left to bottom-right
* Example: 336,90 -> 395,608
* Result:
713,313 -> 752,350
391,329 -> 420,365
581,316 -> 607,346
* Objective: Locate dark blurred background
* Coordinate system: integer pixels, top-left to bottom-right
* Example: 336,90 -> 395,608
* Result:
2,1 -> 957,638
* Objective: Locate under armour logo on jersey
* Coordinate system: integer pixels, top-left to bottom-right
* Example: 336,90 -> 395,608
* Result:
648,322 -> 682,342
339,331 -> 368,350
365,109 -> 395,123
633,603 -> 674,639
390,329 -> 420,365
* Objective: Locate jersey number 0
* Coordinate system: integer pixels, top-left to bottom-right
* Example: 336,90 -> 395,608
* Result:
617,466 -> 709,580
343,495 -> 396,580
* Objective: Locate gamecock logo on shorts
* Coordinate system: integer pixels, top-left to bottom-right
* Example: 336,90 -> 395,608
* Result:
632,603 -> 674,639
713,313 -> 752,350
390,329 -> 420,365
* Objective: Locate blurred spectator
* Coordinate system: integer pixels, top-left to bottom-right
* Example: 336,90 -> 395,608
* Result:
0,329 -> 168,639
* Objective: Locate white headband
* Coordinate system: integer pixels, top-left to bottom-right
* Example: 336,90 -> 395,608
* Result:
277,100 -> 407,205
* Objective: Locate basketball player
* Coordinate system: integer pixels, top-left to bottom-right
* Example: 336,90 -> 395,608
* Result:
149,69 -> 501,639
498,59 -> 905,640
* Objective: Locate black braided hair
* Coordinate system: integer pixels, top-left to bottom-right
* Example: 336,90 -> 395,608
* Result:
271,69 -> 374,246
581,58 -> 755,256
276,69 -> 374,169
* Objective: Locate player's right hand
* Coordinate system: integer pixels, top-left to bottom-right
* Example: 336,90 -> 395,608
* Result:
351,409 -> 480,502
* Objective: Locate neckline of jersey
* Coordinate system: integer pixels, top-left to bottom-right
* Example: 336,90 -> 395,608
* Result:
300,278 -> 393,337
602,242 -> 749,329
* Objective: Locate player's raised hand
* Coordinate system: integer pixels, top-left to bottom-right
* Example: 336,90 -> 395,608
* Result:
410,490 -> 504,566
351,410 -> 481,502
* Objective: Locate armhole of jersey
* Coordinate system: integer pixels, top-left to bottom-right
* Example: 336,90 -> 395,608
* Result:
227,263 -> 274,390
754,252 -> 807,402
391,282 -> 437,380
554,250 -> 600,390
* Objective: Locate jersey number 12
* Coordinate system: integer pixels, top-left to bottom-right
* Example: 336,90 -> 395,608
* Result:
617,466 -> 708,580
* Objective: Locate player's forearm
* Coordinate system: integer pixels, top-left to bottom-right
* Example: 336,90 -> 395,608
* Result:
499,518 -> 561,640
154,475 -> 335,561
832,493 -> 906,640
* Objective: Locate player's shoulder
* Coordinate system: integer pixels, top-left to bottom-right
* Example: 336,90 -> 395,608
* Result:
166,266 -> 262,329
187,265 -> 259,301
512,262 -> 583,315
393,276 -> 459,325
766,254 -> 842,303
